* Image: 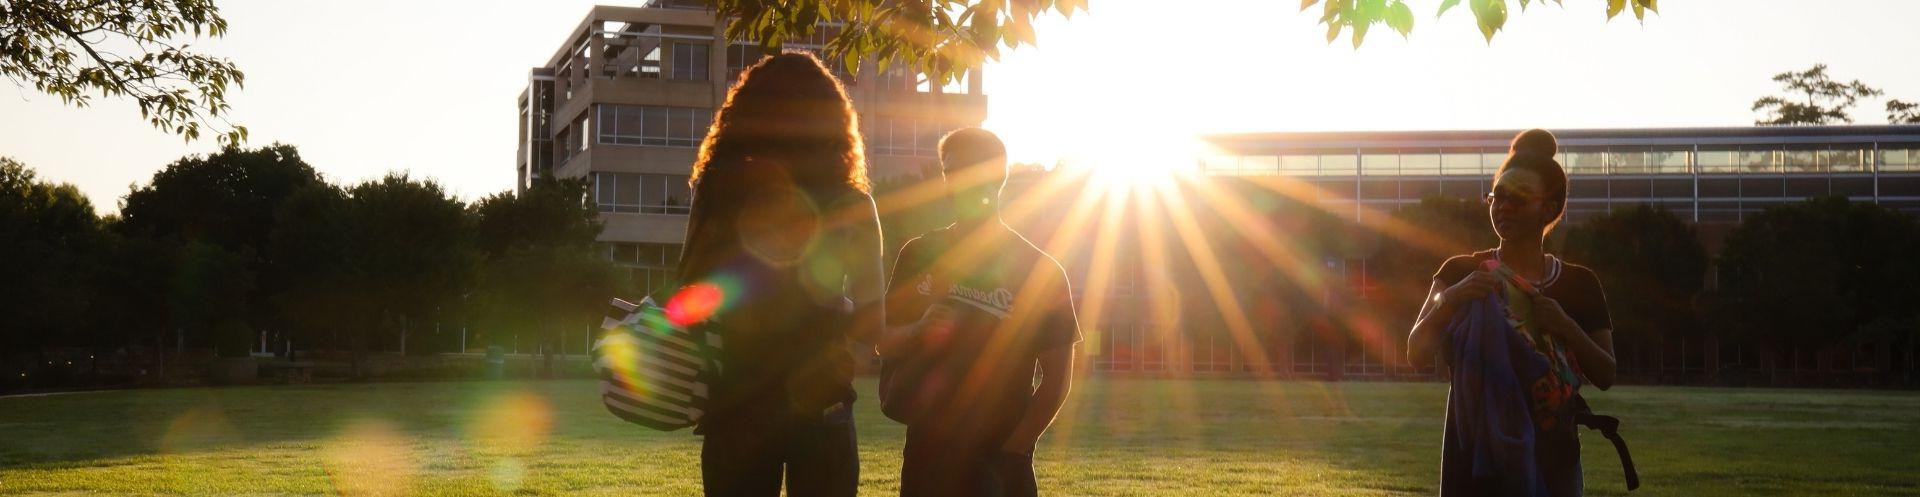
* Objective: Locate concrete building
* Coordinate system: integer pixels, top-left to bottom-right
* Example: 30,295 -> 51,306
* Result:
517,0 -> 988,299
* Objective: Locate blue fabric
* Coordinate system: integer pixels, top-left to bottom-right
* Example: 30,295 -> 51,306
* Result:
1446,293 -> 1553,497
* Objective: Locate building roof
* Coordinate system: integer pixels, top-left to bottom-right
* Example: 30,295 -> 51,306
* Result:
1203,125 -> 1920,152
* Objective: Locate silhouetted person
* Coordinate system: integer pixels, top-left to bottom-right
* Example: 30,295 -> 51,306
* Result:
1407,129 -> 1620,496
879,127 -> 1081,497
679,52 -> 885,497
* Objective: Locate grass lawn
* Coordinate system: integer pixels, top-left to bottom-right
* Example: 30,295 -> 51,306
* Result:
3,378 -> 1918,496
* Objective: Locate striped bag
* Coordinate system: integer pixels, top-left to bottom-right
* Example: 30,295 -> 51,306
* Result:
592,297 -> 723,431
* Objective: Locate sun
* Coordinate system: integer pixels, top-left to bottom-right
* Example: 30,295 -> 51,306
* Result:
1065,134 -> 1204,191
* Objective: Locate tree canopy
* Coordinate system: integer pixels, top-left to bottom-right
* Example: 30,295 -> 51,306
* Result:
710,0 -> 1660,82
0,0 -> 246,143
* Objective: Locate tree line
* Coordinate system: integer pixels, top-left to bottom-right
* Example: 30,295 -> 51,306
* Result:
1,145 -> 625,388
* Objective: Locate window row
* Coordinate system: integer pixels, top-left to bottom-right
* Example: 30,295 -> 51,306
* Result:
592,172 -> 692,214
596,105 -> 714,147
605,242 -> 683,268
1205,145 -> 1920,177
868,117 -> 964,157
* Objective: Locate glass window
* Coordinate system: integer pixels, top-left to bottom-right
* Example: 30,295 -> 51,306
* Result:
1440,151 -> 1481,176
1202,155 -> 1240,175
1781,148 -> 1821,173
643,107 -> 669,146
1242,156 -> 1279,175
1320,154 -> 1358,176
1399,151 -> 1440,176
615,173 -> 641,212
1650,148 -> 1689,174
1740,148 -> 1776,173
1607,147 -> 1651,175
1698,148 -> 1739,174
1883,146 -> 1920,172
671,43 -> 709,81
641,174 -> 668,213
1279,155 -> 1318,176
1359,153 -> 1397,175
1562,149 -> 1605,175
664,175 -> 692,213
594,173 -> 616,212
616,106 -> 643,144
1483,152 -> 1509,173
667,108 -> 694,144
1825,147 -> 1866,173
637,243 -> 665,267
615,243 -> 639,264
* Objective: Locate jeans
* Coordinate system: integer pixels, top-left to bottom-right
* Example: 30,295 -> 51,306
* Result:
900,428 -> 1037,497
701,406 -> 859,497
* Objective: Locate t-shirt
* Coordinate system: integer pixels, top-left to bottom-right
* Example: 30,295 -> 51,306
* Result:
884,223 -> 1082,442
1433,249 -> 1612,497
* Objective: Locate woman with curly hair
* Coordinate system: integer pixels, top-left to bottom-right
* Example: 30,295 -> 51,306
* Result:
678,51 -> 885,497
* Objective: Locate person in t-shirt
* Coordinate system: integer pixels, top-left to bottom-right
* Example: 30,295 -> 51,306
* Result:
1406,129 -> 1618,496
878,127 -> 1081,497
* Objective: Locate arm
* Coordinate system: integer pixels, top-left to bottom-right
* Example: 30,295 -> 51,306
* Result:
874,237 -> 939,358
1002,343 -> 1073,454
1407,270 -> 1499,369
1532,295 -> 1617,390
842,195 -> 888,346
1406,279 -> 1455,370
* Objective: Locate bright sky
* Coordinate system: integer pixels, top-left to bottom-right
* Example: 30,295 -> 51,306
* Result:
4,0 -> 1918,214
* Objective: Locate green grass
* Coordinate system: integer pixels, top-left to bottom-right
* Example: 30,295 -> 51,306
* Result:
2,379 -> 1917,496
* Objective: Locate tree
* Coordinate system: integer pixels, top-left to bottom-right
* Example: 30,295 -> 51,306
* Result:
706,0 -> 1655,82
0,158 -> 102,379
1561,204 -> 1707,376
0,0 -> 246,143
119,144 -> 323,345
1890,100 -> 1920,125
471,178 -> 624,377
1706,197 -> 1920,363
339,173 -> 476,377
1751,64 -> 1884,126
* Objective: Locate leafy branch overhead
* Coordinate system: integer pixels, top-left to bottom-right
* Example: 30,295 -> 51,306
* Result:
706,0 -> 1656,84
707,0 -> 1087,85
1302,0 -> 1659,47
0,0 -> 247,144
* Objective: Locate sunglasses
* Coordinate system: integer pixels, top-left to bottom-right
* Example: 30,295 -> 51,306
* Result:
1483,189 -> 1545,206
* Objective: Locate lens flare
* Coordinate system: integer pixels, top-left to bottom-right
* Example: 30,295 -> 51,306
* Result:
465,388 -> 554,492
157,406 -> 236,453
322,419 -> 416,497
666,282 -> 727,328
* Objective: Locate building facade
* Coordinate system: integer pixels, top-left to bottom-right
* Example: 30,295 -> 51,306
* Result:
1070,125 -> 1920,380
517,1 -> 988,300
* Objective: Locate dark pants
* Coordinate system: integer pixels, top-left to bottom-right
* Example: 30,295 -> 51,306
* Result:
900,428 -> 1037,497
701,408 -> 859,497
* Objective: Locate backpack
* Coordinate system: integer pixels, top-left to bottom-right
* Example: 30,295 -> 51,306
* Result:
591,297 -> 724,431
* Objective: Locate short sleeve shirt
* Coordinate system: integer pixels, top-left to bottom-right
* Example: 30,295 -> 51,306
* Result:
885,225 -> 1082,438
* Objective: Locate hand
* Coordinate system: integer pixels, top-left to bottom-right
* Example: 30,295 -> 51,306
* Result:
1530,293 -> 1580,339
919,303 -> 960,345
1440,270 -> 1500,309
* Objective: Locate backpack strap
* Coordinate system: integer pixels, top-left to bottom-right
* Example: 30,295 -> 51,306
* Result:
1573,395 -> 1640,491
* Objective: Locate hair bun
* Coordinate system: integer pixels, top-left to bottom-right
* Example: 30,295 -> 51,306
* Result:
1510,128 -> 1558,158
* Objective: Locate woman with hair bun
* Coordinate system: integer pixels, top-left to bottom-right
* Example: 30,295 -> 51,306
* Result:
1406,129 -> 1621,496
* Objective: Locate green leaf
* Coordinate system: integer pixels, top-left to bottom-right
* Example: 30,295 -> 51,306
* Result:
1351,20 -> 1370,48
1301,0 -> 1321,11
1386,1 -> 1415,37
1437,0 -> 1462,17
1606,0 -> 1627,19
1326,21 -> 1344,43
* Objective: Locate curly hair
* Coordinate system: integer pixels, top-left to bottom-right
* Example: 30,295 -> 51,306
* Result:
690,51 -> 869,194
